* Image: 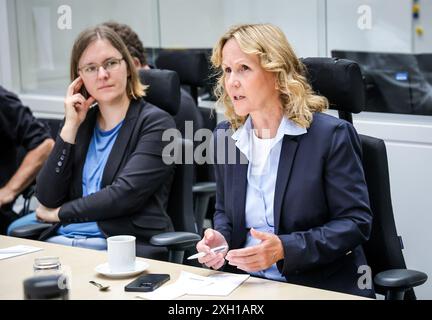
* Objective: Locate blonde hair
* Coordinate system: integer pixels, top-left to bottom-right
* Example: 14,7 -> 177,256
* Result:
70,25 -> 146,100
211,23 -> 328,129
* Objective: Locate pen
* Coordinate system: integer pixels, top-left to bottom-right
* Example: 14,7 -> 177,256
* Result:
187,245 -> 228,260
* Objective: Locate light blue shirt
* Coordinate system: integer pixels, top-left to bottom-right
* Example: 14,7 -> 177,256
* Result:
231,116 -> 306,281
58,120 -> 124,238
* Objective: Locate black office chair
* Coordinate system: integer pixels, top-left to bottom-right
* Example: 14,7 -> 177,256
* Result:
156,50 -> 210,105
149,137 -> 198,263
11,69 -> 201,264
155,50 -> 217,143
302,57 -> 428,300
39,118 -> 62,140
138,68 -> 181,116
156,50 -> 217,235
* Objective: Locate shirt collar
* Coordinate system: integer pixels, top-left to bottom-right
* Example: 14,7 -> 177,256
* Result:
232,116 -> 307,160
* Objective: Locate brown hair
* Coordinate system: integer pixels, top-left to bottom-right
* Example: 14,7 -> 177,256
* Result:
70,25 -> 146,99
102,21 -> 148,67
211,23 -> 328,129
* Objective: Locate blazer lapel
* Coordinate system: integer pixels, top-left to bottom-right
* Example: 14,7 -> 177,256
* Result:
232,151 -> 248,248
101,99 -> 141,186
273,135 -> 300,234
74,107 -> 97,196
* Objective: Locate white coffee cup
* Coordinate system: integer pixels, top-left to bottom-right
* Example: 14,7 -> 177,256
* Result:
107,235 -> 136,273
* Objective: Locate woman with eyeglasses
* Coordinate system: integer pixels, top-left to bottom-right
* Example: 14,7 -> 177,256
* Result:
8,25 -> 176,253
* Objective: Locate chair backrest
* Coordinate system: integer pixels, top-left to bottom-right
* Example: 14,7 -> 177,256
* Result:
303,57 -> 415,299
155,50 -> 217,227
144,65 -> 205,145
155,50 -> 210,104
301,57 -> 365,122
164,138 -> 196,234
359,134 -> 415,299
155,50 -> 217,147
138,68 -> 180,116
138,69 -> 197,234
39,118 -> 62,139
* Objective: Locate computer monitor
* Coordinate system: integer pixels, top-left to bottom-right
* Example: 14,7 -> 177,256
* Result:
332,50 -> 432,116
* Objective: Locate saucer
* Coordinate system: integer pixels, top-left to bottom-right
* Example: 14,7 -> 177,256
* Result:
95,261 -> 149,278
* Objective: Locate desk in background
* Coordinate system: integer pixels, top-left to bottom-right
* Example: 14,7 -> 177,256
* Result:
0,236 -> 368,300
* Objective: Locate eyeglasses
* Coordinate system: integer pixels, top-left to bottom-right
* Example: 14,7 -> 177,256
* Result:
78,58 -> 124,77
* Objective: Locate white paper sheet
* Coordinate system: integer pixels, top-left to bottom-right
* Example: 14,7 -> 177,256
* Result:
0,245 -> 43,260
136,271 -> 249,300
186,273 -> 250,296
137,271 -> 214,300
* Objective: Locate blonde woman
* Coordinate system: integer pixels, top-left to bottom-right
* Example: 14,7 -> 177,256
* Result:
9,25 -> 175,254
196,24 -> 374,298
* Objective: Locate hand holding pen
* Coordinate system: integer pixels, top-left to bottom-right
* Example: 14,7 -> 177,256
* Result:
195,229 -> 228,270
187,245 -> 228,260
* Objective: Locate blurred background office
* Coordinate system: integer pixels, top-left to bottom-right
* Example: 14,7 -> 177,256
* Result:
0,0 -> 431,298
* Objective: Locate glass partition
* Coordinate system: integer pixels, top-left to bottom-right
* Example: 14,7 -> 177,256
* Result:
7,0 -> 432,116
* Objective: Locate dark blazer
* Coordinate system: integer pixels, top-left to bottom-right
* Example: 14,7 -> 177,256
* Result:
36,98 -> 176,242
213,112 -> 375,298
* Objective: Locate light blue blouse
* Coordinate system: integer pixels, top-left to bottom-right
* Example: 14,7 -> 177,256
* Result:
58,120 -> 123,238
231,116 -> 306,281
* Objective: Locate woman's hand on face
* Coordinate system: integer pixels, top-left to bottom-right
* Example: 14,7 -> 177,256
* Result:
196,228 -> 228,270
35,204 -> 60,223
61,77 -> 95,144
225,228 -> 285,273
64,77 -> 95,128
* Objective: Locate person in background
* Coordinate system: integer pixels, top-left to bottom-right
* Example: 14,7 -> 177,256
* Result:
0,86 -> 54,234
195,24 -> 375,298
102,21 -> 204,140
7,25 -> 176,255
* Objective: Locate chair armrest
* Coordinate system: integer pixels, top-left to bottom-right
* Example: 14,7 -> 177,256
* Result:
192,182 -> 216,235
192,182 -> 216,194
9,223 -> 52,239
374,269 -> 428,291
21,184 -> 35,200
150,231 -> 201,251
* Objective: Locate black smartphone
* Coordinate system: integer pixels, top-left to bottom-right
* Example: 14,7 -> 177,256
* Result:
80,86 -> 89,99
124,274 -> 170,292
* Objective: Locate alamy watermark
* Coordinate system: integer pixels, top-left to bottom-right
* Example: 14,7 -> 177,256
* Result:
357,265 -> 373,290
161,122 -> 275,175
57,5 -> 72,30
357,5 -> 372,30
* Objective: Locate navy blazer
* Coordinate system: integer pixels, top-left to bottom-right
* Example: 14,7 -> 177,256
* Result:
213,112 -> 375,298
36,98 -> 176,242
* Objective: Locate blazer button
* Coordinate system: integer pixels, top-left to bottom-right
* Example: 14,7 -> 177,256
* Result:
60,155 -> 65,161
55,168 -> 60,173
57,161 -> 63,167
62,149 -> 67,155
